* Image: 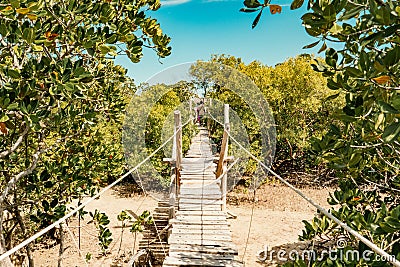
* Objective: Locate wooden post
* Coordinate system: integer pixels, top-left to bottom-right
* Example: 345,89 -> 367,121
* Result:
189,98 -> 193,120
168,111 -> 182,219
169,173 -> 176,220
216,104 -> 230,211
174,110 -> 182,207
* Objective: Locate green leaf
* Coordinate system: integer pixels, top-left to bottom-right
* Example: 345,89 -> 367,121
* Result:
323,4 -> 336,21
379,222 -> 397,233
42,200 -> 50,211
382,121 -> 400,143
345,67 -> 363,78
327,78 -> 341,90
348,152 -> 362,167
382,24 -> 400,38
0,114 -> 9,122
106,34 -> 117,44
375,113 -> 385,130
244,0 -> 262,8
99,44 -> 111,55
10,0 -> 19,8
339,5 -> 364,20
50,198 -> 58,208
23,27 -> 34,44
302,40 -> 320,49
0,24 -> 8,36
375,7 -> 391,25
252,9 -> 263,29
325,92 -> 340,101
16,7 -> 30,14
384,46 -> 400,66
318,42 -> 327,53
8,69 -> 21,79
385,217 -> 400,229
378,100 -> 399,114
359,50 -> 368,71
7,103 -> 19,110
329,23 -> 342,35
290,0 -> 304,10
373,60 -> 386,72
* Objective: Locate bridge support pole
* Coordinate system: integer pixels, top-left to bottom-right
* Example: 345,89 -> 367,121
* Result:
167,110 -> 182,220
216,104 -> 230,211
174,110 -> 182,209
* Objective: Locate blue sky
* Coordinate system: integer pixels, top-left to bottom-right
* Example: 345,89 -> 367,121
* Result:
116,0 -> 322,84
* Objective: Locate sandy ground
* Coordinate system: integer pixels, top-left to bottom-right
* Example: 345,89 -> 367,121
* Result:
228,184 -> 331,266
32,184 -> 332,267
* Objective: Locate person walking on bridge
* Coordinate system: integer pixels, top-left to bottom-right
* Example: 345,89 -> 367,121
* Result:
196,101 -> 205,125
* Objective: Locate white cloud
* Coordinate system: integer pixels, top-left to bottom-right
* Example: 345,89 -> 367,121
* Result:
160,0 -> 191,6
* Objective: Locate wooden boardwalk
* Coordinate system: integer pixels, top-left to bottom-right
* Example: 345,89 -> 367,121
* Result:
163,127 -> 242,267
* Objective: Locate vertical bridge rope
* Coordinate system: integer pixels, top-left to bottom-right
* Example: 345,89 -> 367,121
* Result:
0,119 -> 191,262
207,111 -> 400,267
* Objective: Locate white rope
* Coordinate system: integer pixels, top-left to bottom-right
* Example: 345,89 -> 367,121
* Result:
135,169 -> 168,258
63,223 -> 89,267
0,129 -> 178,262
226,131 -> 400,267
208,110 -> 400,265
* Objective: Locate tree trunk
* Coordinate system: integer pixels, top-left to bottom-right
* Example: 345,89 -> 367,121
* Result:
0,209 -> 14,267
14,207 -> 34,267
57,224 -> 64,267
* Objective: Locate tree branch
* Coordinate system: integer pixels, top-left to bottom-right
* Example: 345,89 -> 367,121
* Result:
0,123 -> 30,159
371,79 -> 400,90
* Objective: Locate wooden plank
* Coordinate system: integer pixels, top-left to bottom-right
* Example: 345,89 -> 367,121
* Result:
168,239 -> 238,247
179,206 -> 222,211
171,228 -> 231,235
179,195 -> 222,200
163,259 -> 242,267
170,234 -> 232,241
176,210 -> 225,216
175,215 -> 227,221
168,244 -> 237,255
179,188 -> 221,193
168,252 -> 235,260
170,220 -> 228,225
172,224 -> 230,230
179,199 -> 223,204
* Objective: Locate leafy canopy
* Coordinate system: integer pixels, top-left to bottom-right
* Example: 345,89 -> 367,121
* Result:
0,0 -> 171,264
242,0 -> 400,265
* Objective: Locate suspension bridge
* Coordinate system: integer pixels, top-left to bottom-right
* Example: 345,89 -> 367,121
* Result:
1,102 -> 400,267
136,105 -> 242,266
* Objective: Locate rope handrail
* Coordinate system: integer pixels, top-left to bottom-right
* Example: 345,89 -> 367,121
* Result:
0,121 -> 189,262
207,111 -> 400,266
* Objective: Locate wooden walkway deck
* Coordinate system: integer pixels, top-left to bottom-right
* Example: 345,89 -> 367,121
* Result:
163,127 -> 242,267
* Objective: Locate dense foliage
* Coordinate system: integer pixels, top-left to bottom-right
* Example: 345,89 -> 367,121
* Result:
144,83 -> 197,181
0,0 -> 170,265
243,0 -> 400,265
198,55 -> 341,176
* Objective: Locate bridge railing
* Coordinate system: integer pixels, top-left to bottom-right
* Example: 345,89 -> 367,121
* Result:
215,104 -> 230,211
168,110 -> 182,221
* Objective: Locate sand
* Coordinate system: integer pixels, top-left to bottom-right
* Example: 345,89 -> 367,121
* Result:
31,184 -> 332,266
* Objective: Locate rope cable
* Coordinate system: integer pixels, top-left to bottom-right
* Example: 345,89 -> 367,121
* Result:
135,169 -> 168,258
241,189 -> 256,264
208,110 -> 400,266
227,131 -> 400,267
63,223 -> 89,267
0,127 -> 179,262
